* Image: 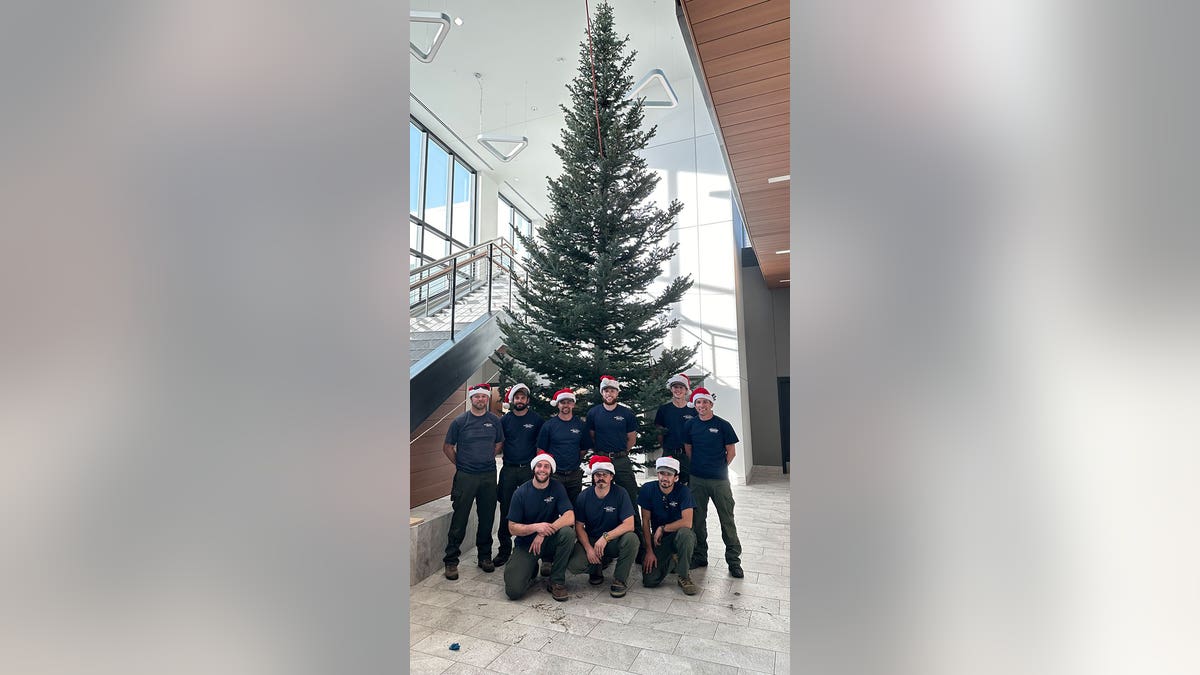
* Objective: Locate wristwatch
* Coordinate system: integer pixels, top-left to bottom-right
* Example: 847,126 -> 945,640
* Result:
601,531 -> 610,541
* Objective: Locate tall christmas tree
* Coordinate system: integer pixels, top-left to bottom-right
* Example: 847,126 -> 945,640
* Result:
493,1 -> 697,461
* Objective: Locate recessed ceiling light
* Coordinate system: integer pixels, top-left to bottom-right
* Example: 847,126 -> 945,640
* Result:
767,175 -> 791,184
453,17 -> 463,26
775,249 -> 790,254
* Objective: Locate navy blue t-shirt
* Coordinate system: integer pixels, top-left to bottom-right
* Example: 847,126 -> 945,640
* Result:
507,478 -> 573,552
684,414 -> 739,480
586,403 -> 638,454
637,481 -> 696,530
654,402 -> 697,451
536,415 -> 591,473
574,485 -> 634,538
500,410 -> 544,464
444,410 -> 504,474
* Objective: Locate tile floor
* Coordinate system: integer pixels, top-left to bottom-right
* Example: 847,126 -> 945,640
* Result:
410,471 -> 790,674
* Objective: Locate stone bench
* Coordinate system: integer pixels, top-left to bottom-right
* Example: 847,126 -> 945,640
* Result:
409,494 -> 499,585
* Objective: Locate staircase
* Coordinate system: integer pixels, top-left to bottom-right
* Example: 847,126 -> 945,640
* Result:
410,271 -> 516,366
408,239 -> 527,429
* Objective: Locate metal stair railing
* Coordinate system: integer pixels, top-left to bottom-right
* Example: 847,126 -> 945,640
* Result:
409,237 -> 529,342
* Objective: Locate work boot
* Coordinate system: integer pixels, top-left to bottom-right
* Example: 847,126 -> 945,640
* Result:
491,551 -> 510,567
690,556 -> 708,568
478,558 -> 495,573
729,564 -> 744,578
444,564 -> 459,580
610,579 -> 627,598
589,565 -> 604,585
540,561 -> 552,577
678,577 -> 699,595
548,582 -> 569,602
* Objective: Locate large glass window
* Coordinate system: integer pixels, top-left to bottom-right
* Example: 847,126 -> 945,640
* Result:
424,140 -> 450,234
498,195 -> 533,259
409,119 -> 477,270
451,160 -> 474,245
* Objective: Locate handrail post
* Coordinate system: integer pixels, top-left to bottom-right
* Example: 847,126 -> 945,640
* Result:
509,253 -> 514,310
487,243 -> 494,314
449,258 -> 457,341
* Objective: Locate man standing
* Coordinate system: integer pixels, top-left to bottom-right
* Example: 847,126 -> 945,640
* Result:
442,383 -> 504,580
683,387 -> 744,578
535,388 -> 591,503
493,383 -> 544,567
585,375 -> 646,563
566,455 -> 639,598
637,457 -> 699,595
654,373 -> 696,485
503,451 -> 577,602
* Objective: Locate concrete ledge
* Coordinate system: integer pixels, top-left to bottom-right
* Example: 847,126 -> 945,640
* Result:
410,494 -> 499,585
747,465 -> 785,484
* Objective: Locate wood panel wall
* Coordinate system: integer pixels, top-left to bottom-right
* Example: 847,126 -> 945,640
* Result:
410,381 -> 504,508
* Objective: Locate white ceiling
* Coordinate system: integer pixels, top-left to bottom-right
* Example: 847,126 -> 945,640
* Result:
410,0 -> 701,220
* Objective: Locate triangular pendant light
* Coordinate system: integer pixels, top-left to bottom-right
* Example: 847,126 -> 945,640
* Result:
410,11 -> 452,63
476,134 -> 528,163
627,68 -> 679,108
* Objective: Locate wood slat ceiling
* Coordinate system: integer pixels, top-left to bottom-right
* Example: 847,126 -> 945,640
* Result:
680,0 -> 790,288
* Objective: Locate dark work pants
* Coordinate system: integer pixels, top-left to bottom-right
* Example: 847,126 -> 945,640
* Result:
551,468 -> 584,504
663,447 -> 691,485
642,528 -> 697,586
443,470 -> 498,565
503,528 -> 577,599
496,464 -> 532,556
690,476 -> 742,566
610,454 -> 646,556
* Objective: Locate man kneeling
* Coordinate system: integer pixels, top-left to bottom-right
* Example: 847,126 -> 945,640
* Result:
638,457 -> 699,595
567,455 -> 639,598
503,451 -> 577,602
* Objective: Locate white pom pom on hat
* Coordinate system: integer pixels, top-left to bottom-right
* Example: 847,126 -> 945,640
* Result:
688,387 -> 714,408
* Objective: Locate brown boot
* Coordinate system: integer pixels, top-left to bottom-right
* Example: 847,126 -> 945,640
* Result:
547,582 -> 569,602
678,577 -> 698,595
444,564 -> 459,580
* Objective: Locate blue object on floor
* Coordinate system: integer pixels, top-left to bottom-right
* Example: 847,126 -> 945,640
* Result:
449,643 -> 460,651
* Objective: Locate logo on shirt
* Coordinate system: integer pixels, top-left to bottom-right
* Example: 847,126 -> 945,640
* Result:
603,505 -> 616,513
570,428 -> 580,434
523,423 -> 535,429
683,415 -> 694,420
484,423 -> 494,428
543,496 -> 555,503
709,428 -> 719,434
668,501 -> 679,508
613,416 -> 625,422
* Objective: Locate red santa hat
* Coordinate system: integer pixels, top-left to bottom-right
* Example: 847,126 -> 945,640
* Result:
467,383 -> 491,398
587,455 -> 616,476
530,450 -> 557,472
666,373 -> 690,390
551,388 -> 576,405
504,383 -> 530,403
689,387 -> 714,407
599,375 -> 621,391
